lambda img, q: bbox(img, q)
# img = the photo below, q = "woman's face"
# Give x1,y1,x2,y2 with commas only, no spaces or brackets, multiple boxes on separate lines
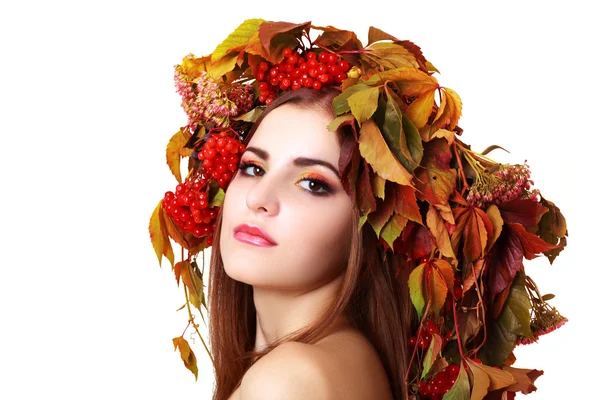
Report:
220,103,354,291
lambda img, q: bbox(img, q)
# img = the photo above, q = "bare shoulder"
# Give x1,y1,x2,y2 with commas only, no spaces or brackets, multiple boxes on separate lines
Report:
239,341,334,400
239,330,393,400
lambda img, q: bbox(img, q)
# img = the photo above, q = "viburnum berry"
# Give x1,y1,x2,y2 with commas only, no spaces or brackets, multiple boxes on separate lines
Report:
254,47,350,103
417,363,461,399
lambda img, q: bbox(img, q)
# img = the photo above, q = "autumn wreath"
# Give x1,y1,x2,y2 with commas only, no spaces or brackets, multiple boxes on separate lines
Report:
149,19,568,399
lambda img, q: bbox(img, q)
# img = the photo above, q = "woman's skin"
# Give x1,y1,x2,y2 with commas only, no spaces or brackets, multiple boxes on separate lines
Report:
220,103,354,353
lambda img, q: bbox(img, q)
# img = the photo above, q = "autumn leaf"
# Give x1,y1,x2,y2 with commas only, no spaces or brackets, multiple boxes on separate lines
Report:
149,200,174,267
166,128,192,183
422,333,443,378
502,366,543,394
508,222,560,259
405,89,436,129
408,262,426,318
485,204,504,251
347,86,380,125
498,198,548,229
181,260,205,311
426,205,456,259
443,363,470,400
463,259,484,294
381,213,408,249
363,67,438,97
313,25,362,51
537,195,568,264
358,119,413,186
481,273,532,366
211,18,265,62
370,169,386,199
357,159,377,215
173,336,198,380
394,221,434,260
333,84,372,115
258,21,310,63
363,42,420,70
393,184,422,224
451,206,494,264
367,190,395,237
414,165,456,206
431,87,462,132
457,309,483,346
467,359,515,400
327,113,356,132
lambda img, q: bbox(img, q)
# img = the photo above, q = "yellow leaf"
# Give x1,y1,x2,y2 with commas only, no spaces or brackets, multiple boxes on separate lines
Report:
149,201,168,266
431,87,462,131
347,86,380,125
467,359,515,399
432,259,455,291
370,171,386,199
364,67,438,97
181,260,205,310
427,206,456,259
485,204,504,251
358,119,413,186
408,262,427,318
207,52,238,81
172,337,198,380
211,18,265,62
429,266,449,317
166,128,191,183
434,203,455,225
467,360,491,400
405,89,436,129
430,129,456,145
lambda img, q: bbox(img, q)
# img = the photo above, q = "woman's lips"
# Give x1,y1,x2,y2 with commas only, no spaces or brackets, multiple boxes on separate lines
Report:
233,231,277,247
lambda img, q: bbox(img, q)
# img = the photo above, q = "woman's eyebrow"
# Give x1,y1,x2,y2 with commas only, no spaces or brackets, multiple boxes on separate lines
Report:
244,146,340,176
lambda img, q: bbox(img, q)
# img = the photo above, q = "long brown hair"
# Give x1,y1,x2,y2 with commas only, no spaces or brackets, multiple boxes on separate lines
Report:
207,87,416,400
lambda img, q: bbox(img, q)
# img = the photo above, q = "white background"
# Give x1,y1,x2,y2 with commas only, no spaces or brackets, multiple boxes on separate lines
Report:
0,0,596,398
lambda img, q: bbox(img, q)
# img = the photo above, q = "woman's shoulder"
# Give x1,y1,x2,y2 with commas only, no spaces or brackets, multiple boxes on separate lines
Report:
239,328,393,400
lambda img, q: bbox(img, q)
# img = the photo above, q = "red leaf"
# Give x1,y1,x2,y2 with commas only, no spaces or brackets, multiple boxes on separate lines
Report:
393,184,422,224
508,222,561,259
487,226,524,299
357,159,377,215
394,221,434,260
258,21,310,61
498,198,548,228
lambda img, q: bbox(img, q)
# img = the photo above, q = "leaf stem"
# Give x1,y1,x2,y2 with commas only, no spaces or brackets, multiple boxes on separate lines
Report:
468,264,487,357
405,298,432,388
453,295,466,361
184,283,215,368
453,142,470,196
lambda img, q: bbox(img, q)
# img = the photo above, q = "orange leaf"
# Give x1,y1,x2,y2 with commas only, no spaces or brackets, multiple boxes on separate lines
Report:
431,87,462,131
393,184,421,224
149,200,174,267
358,119,413,186
502,366,543,395
463,259,485,294
485,204,504,252
172,337,198,380
405,89,436,129
426,206,455,259
364,67,438,97
367,189,396,237
166,128,192,183
414,164,457,206
427,264,449,317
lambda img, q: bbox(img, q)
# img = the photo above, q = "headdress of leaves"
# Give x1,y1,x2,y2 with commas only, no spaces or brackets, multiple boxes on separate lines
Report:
148,19,569,398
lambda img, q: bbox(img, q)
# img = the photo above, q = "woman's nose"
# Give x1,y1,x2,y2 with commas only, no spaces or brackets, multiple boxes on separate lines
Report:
245,173,280,216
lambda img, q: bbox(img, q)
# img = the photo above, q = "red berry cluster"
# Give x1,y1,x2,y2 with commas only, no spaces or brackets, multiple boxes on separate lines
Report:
162,180,218,244
196,130,246,189
255,47,351,104
408,319,452,350
417,363,461,400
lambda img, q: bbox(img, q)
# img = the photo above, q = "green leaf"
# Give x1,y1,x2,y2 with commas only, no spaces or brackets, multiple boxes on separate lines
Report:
327,113,355,131
209,188,225,208
347,86,380,125
211,18,265,62
422,333,443,378
401,113,424,168
381,213,408,249
333,84,371,115
408,263,426,319
443,363,470,400
233,106,264,122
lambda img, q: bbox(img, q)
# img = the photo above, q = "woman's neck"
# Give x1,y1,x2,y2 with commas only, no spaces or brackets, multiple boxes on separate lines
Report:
252,271,349,352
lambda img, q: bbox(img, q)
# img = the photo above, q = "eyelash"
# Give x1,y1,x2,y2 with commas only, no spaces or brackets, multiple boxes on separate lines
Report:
237,160,333,197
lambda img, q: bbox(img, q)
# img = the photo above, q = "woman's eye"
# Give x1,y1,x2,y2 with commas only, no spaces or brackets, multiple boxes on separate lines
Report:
238,162,264,177
297,179,330,195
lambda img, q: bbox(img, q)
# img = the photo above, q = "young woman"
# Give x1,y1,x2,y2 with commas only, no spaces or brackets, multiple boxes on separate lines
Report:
207,86,416,400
